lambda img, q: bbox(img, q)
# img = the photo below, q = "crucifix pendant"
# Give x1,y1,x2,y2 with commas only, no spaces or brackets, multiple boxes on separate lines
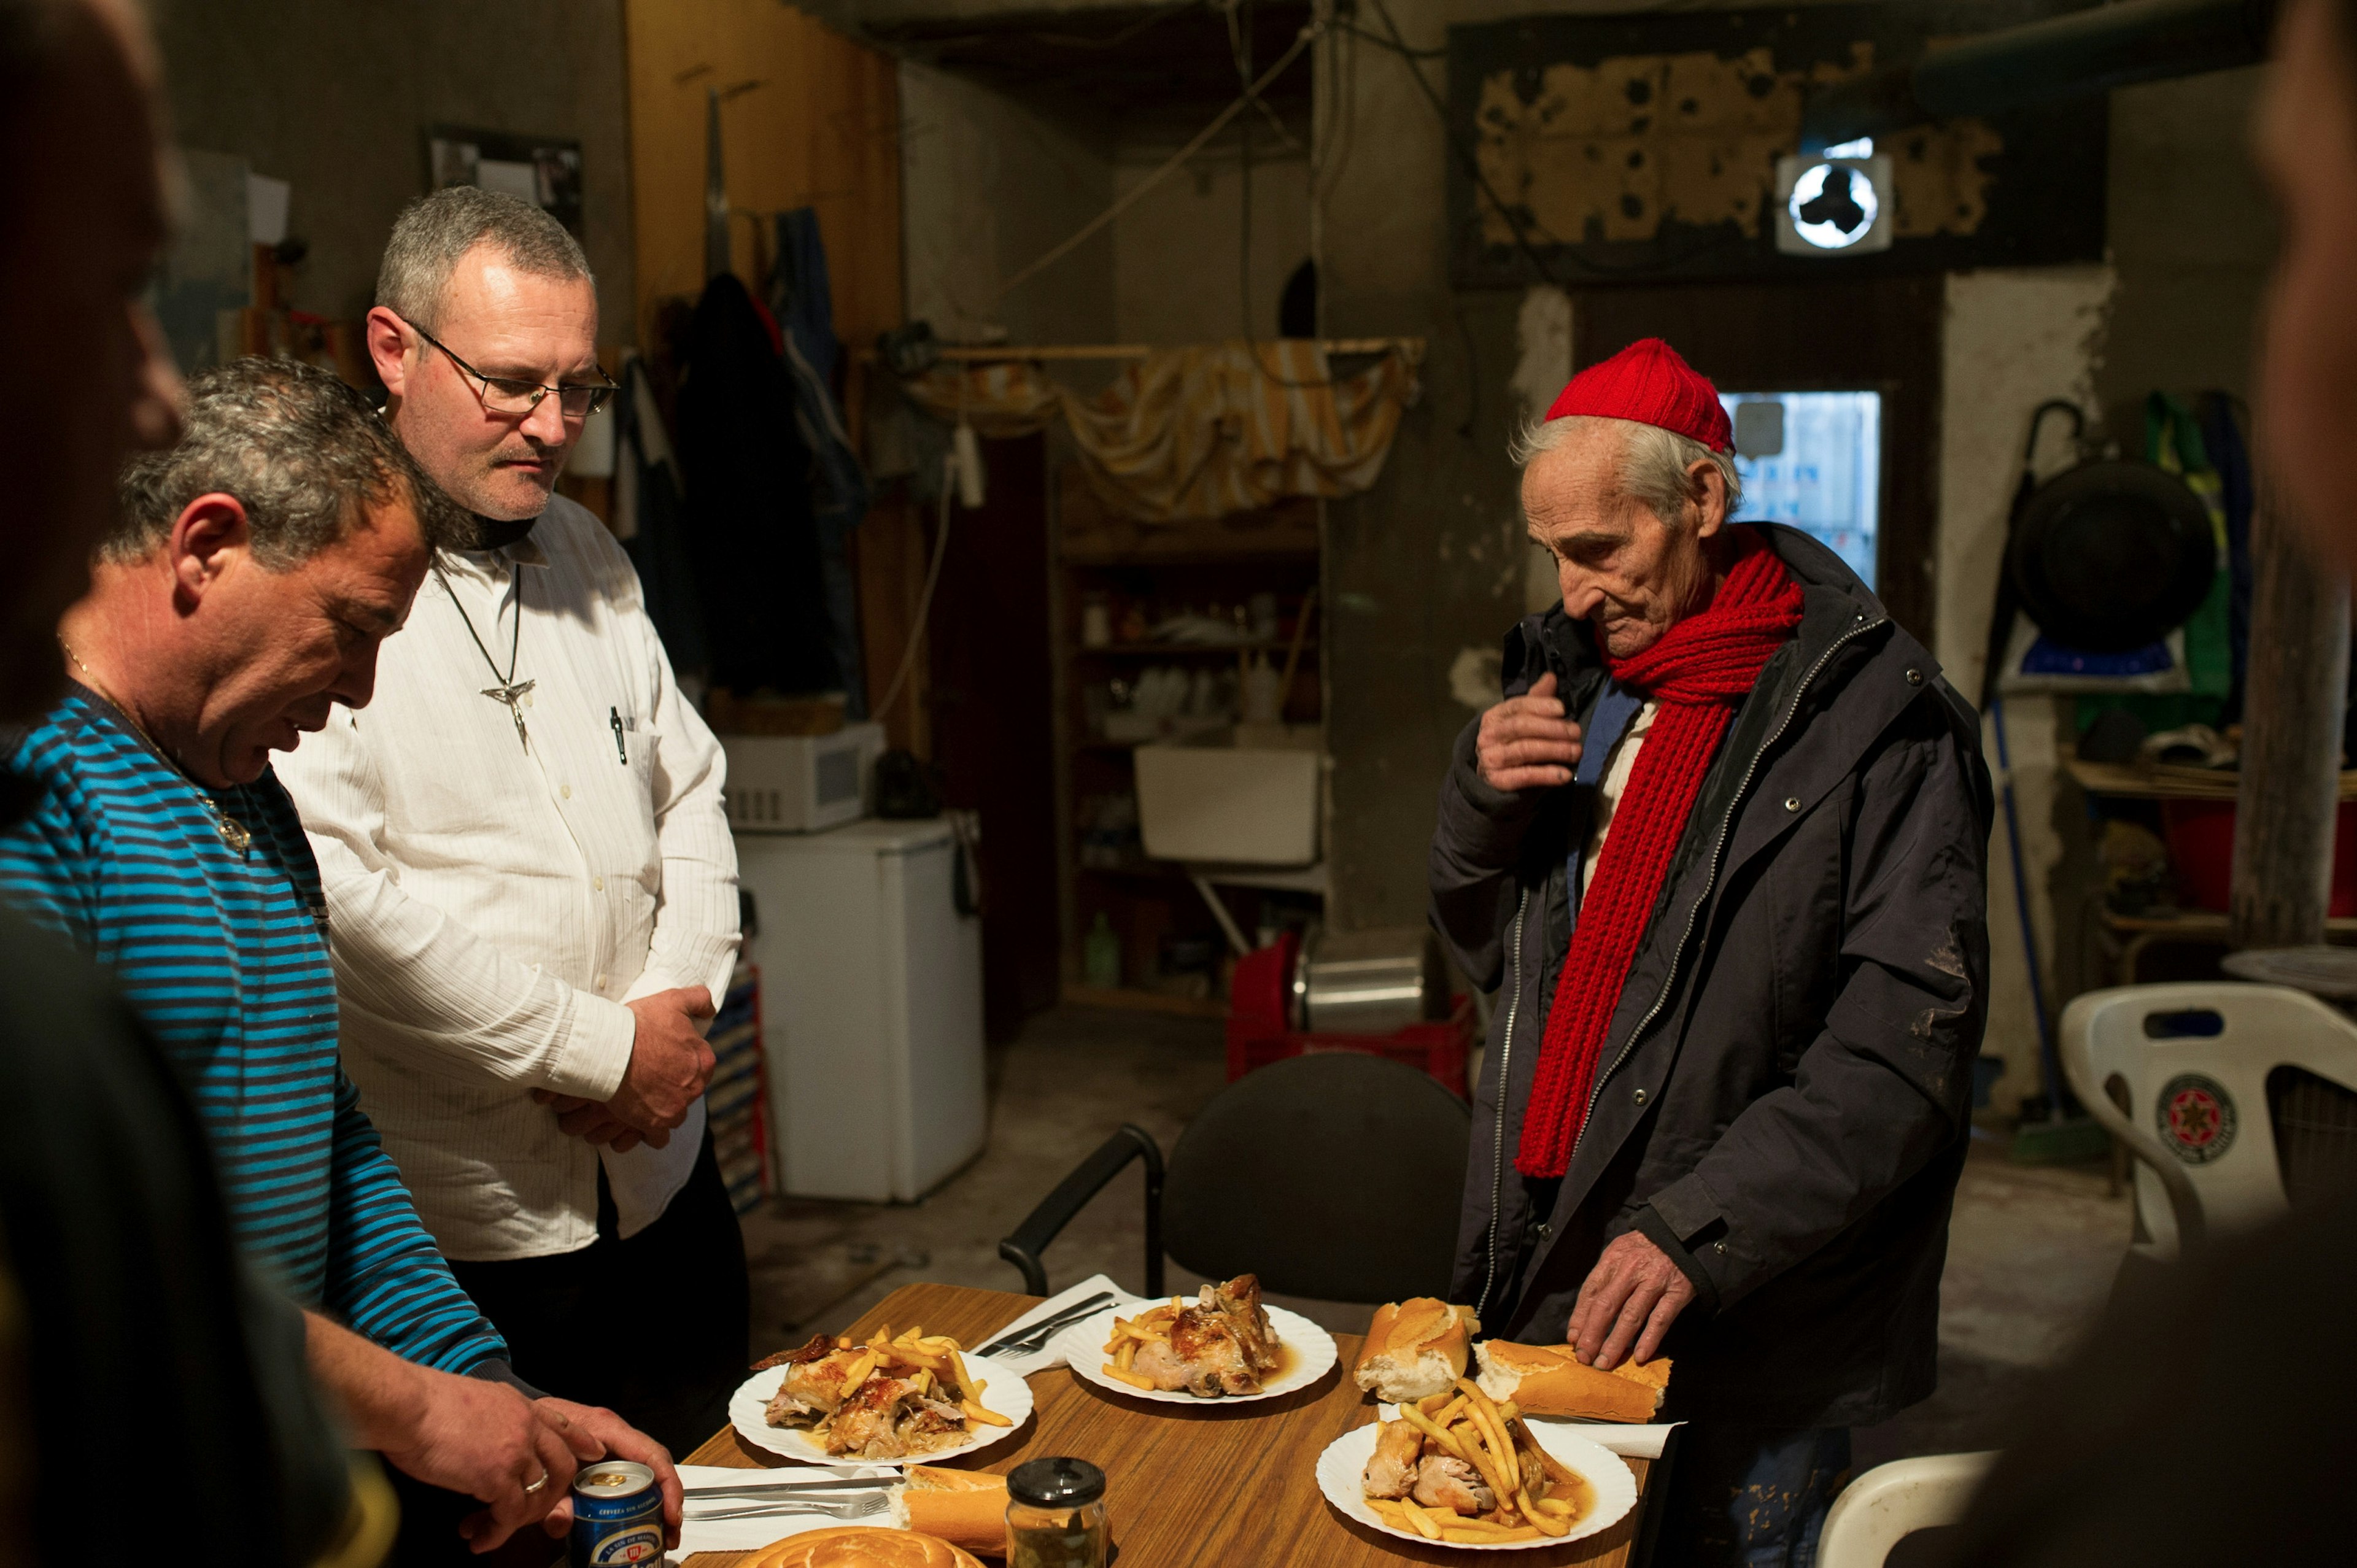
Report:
483,678,536,750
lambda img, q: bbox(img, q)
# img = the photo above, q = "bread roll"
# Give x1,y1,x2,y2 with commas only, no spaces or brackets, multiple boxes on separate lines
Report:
748,1525,983,1568
1352,1299,1479,1402
1471,1340,1670,1423
893,1466,1007,1557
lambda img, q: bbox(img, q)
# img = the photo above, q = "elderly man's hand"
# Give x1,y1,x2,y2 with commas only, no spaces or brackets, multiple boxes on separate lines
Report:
531,1398,684,1550
1568,1230,1696,1371
1476,671,1584,792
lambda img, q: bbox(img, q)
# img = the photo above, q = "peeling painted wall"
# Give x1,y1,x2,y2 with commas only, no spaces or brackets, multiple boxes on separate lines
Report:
1937,267,2115,1110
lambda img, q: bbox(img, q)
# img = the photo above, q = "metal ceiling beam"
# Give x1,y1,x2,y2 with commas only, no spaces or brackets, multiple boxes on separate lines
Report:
1800,0,2280,152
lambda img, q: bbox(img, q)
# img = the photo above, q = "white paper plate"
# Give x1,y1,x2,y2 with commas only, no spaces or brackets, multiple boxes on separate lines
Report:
727,1352,1032,1467
1315,1415,1638,1551
1051,1302,1337,1405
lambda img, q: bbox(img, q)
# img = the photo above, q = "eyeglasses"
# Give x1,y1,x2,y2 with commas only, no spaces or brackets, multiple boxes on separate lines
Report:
404,319,616,419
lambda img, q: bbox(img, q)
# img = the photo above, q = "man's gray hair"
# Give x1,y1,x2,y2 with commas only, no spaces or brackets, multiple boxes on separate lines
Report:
111,357,471,566
1510,413,1744,522
376,185,592,331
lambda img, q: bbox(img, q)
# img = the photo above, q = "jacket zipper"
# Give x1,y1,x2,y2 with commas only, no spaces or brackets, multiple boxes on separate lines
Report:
1560,615,1890,1172
1476,887,1531,1318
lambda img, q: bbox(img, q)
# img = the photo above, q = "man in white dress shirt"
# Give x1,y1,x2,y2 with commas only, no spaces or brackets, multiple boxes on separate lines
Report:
277,187,748,1458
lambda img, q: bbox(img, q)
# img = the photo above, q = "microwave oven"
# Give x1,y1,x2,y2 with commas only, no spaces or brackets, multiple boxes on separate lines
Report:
722,722,886,834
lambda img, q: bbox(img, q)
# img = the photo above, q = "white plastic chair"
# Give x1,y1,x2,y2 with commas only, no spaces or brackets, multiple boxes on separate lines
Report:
2060,982,2357,1261
1817,1453,1996,1568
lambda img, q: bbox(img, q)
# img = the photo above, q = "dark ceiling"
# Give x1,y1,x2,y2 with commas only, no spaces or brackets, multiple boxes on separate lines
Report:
864,1,1315,147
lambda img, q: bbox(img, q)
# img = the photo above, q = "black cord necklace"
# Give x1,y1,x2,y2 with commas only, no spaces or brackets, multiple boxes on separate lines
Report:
434,562,533,751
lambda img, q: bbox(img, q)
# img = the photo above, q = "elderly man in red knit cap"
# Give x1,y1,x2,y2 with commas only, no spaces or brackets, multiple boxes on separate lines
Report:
1430,337,1992,1566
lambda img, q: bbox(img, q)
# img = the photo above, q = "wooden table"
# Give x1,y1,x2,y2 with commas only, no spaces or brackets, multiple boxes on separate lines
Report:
683,1283,1657,1567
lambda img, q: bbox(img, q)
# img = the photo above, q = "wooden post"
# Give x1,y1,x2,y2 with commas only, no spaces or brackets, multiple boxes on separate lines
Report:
2232,476,2351,949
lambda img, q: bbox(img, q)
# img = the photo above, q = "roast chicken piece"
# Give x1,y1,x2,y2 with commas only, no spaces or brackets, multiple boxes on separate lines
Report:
1361,1417,1425,1500
765,1334,867,1424
826,1373,921,1457
1412,1454,1498,1516
1131,1273,1285,1397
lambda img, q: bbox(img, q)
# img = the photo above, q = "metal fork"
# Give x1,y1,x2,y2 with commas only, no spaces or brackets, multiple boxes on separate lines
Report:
685,1494,891,1524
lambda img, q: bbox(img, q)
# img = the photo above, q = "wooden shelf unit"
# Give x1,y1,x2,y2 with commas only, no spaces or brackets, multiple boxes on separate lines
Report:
1052,465,1324,1007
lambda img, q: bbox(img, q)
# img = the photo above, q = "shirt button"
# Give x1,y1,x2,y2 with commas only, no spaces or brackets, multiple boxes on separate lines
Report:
1784,796,1801,811
560,784,572,800
595,973,608,990
524,692,535,708
593,876,605,892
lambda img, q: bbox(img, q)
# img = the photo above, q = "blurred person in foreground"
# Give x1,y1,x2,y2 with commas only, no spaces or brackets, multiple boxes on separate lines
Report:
1934,1,2357,1563
0,2,358,1566
277,187,746,1458
0,1,356,1563
0,358,680,1562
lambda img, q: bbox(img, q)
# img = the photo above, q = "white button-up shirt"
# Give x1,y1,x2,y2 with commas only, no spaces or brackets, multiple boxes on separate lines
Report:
279,495,740,1261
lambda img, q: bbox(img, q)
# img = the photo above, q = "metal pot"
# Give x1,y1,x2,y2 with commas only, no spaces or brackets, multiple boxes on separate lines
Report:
1292,925,1448,1033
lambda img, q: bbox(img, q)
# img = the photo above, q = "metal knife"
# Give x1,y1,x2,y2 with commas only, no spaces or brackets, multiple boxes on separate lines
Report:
974,1290,1117,1356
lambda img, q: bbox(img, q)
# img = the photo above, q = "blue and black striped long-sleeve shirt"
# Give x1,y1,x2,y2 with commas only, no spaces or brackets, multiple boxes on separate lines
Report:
0,687,507,1373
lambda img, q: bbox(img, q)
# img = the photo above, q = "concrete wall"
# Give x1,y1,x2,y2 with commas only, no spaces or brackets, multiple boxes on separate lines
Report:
151,0,636,339
900,60,1117,347
2096,67,2276,428
1112,153,1312,346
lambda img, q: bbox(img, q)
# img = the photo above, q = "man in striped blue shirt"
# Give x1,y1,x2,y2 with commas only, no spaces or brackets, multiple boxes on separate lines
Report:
0,357,679,1558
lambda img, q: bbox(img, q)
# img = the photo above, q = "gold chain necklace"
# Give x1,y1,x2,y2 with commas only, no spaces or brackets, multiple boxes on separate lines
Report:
58,638,254,855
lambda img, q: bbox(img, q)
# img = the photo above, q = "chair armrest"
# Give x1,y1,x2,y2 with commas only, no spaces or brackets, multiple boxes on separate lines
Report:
1817,1452,1997,1568
997,1123,1165,1297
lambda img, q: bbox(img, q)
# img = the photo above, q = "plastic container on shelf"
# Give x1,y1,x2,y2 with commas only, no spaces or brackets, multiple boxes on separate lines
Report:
1133,725,1323,866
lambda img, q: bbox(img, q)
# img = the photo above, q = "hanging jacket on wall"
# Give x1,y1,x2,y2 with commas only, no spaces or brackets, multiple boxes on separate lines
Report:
612,352,710,680
673,271,839,697
767,209,871,716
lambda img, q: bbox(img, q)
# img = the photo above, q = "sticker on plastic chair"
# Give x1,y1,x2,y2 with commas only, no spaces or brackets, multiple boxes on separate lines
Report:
2156,1073,2237,1164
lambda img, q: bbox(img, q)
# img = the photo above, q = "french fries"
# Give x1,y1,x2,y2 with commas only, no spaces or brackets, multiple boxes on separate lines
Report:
1360,1380,1594,1542
775,1323,1001,1454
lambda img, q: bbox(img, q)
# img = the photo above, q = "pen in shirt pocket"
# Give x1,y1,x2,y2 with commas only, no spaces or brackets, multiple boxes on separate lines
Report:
610,706,627,765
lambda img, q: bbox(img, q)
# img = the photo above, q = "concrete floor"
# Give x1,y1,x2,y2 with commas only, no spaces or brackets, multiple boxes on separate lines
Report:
738,1004,2132,1469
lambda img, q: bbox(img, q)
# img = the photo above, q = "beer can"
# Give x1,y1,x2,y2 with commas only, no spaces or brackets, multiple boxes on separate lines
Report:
571,1460,663,1567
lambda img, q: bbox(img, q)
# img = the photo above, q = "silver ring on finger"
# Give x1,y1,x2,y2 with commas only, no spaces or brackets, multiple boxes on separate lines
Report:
522,1469,550,1496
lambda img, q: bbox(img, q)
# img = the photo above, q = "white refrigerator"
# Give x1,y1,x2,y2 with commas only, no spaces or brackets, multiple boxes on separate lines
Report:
735,819,988,1202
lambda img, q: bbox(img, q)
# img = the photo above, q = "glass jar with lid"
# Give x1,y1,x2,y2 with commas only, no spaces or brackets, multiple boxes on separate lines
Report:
1005,1456,1108,1568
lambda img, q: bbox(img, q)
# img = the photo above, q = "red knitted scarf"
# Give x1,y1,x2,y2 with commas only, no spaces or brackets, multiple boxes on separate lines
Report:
1514,536,1805,1178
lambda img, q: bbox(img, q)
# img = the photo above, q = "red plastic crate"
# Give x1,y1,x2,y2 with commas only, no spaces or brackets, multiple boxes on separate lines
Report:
1225,995,1476,1097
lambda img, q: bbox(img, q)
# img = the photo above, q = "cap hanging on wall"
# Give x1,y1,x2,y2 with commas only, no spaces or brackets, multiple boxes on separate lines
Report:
1544,337,1733,454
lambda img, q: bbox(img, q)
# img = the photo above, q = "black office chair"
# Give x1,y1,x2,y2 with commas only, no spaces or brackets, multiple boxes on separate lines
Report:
997,1052,1473,1304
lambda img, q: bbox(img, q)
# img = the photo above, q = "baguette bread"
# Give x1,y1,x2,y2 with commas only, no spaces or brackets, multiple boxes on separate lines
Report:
891,1467,1007,1558
1352,1299,1479,1402
1471,1340,1670,1423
